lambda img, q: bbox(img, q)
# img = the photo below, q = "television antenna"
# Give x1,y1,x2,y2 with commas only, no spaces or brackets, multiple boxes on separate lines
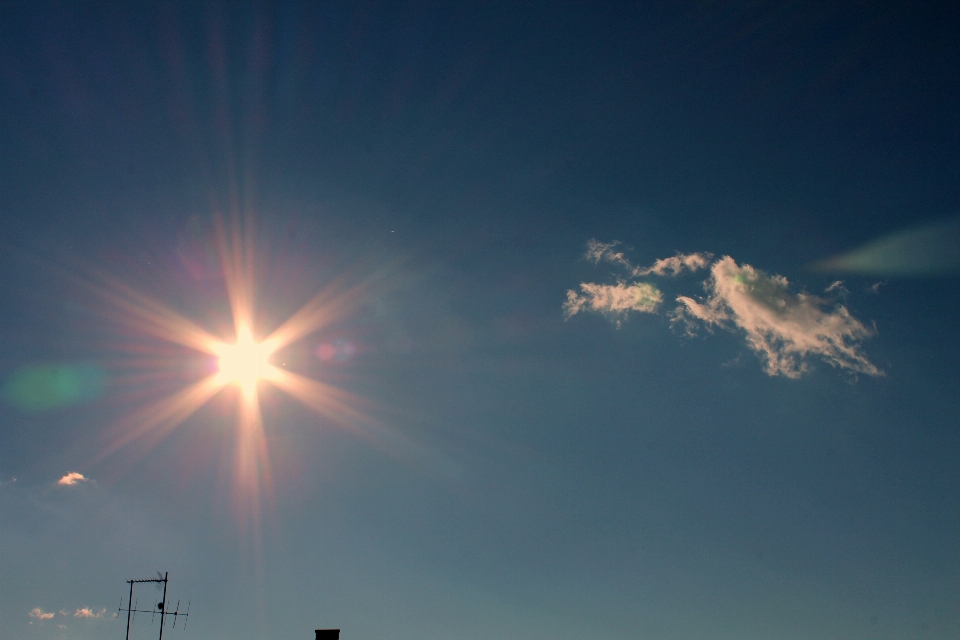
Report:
117,572,190,640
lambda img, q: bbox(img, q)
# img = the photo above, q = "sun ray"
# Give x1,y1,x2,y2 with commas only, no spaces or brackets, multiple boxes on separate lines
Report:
231,386,273,527
214,212,258,340
98,374,226,462
267,366,436,466
80,269,224,354
260,274,374,354
266,367,374,436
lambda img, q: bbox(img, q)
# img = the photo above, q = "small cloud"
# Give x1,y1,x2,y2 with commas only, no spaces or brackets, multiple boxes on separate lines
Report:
74,608,105,618
869,281,885,294
722,352,745,369
57,472,87,486
825,280,848,295
585,239,631,268
673,256,881,378
635,252,713,276
29,607,55,620
585,240,710,276
564,282,662,325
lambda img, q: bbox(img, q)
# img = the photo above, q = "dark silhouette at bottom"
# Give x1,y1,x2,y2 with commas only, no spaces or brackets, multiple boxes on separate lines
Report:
316,629,340,640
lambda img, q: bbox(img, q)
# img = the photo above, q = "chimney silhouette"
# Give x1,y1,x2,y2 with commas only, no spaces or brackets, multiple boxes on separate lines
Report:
316,630,340,640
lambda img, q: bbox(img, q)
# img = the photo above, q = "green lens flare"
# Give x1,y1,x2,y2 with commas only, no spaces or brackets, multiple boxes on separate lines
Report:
2,363,106,411
814,216,960,276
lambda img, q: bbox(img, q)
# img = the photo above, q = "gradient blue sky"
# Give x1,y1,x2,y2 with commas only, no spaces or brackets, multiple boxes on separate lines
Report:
2,2,959,639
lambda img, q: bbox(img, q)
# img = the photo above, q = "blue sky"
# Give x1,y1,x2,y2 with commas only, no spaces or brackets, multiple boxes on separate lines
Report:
1,2,959,639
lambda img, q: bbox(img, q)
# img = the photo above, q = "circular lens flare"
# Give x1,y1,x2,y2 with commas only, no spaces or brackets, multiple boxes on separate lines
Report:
215,328,271,396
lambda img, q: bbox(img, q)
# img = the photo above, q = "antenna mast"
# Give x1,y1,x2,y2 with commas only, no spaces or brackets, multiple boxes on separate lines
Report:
117,572,190,640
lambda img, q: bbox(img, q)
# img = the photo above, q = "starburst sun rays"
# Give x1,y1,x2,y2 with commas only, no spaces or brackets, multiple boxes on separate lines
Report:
80,215,379,522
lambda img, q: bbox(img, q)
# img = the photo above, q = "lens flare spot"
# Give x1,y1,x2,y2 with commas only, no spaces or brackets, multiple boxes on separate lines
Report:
813,215,960,276
2,363,106,411
316,339,356,363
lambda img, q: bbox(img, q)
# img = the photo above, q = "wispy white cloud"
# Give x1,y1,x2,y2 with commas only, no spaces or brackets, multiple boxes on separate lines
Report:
568,241,880,378
563,282,662,325
825,280,847,295
585,240,631,268
57,472,87,486
29,608,54,620
637,253,713,276
74,608,106,618
585,239,711,276
673,257,881,378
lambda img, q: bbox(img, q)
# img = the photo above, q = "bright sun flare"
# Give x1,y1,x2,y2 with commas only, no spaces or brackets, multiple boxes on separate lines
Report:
87,214,379,526
215,328,273,395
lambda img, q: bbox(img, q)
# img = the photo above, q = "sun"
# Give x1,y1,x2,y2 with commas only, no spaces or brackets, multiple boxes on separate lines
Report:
81,213,388,528
214,327,273,397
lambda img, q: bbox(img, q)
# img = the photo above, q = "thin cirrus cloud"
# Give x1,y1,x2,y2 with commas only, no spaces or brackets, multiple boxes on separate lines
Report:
567,240,881,378
57,472,87,486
